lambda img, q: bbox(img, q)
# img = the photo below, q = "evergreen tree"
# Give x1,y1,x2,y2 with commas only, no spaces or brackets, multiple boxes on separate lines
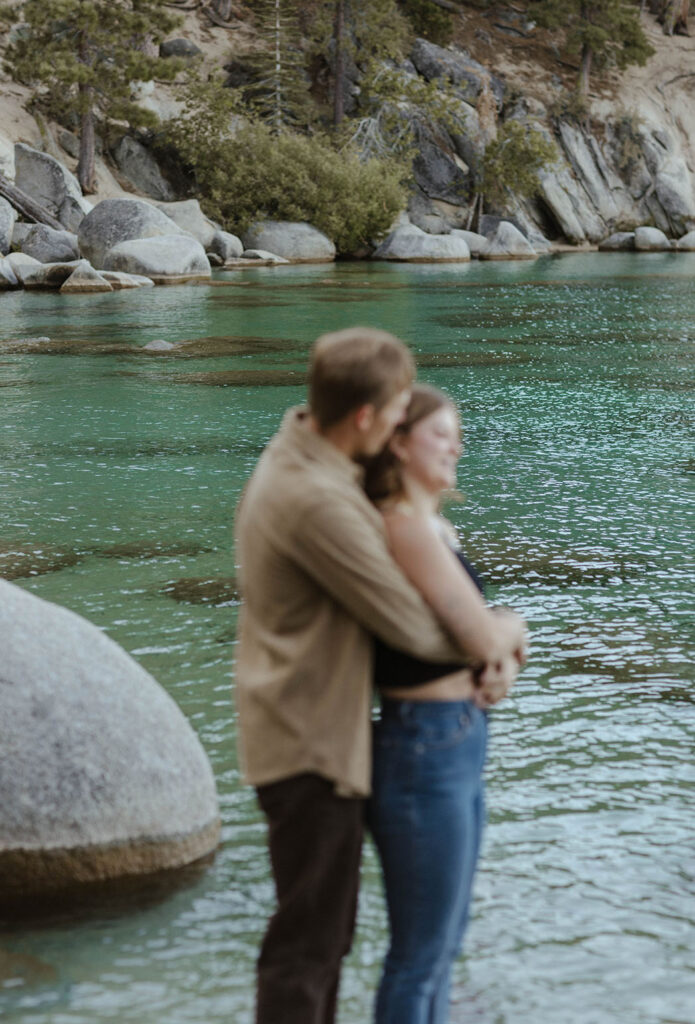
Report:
530,0,654,97
246,0,311,130
305,0,410,126
3,0,183,193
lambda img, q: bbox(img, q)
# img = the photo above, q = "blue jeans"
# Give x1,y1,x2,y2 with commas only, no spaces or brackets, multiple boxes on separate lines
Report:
367,699,488,1024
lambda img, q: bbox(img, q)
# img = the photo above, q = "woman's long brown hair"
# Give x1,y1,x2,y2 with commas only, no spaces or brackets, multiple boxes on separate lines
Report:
363,383,456,504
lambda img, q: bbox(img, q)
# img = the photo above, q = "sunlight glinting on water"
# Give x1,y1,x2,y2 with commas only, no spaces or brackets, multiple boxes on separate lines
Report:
1,254,693,1024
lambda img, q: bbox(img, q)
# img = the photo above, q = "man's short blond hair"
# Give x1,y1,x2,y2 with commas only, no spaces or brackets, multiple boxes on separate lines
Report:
309,327,415,430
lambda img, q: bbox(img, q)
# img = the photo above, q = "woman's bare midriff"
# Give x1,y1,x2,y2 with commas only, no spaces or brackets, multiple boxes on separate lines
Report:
380,667,478,702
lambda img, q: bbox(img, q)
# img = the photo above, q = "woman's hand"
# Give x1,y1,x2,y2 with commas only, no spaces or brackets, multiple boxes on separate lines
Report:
473,654,520,709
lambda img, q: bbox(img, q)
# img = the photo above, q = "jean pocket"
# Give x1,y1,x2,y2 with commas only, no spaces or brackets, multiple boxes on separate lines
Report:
418,706,474,752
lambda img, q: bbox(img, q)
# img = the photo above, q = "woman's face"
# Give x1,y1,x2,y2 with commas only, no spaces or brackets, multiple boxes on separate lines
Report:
395,404,462,493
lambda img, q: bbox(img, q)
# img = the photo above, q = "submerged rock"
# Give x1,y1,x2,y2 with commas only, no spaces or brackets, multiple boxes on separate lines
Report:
0,579,220,902
373,223,470,262
143,339,176,351
242,221,336,262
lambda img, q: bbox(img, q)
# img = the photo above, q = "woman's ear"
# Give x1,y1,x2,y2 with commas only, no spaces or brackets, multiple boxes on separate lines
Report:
389,431,409,462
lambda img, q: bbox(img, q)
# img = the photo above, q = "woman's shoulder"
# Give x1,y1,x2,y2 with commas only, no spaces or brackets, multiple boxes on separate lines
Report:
382,506,454,551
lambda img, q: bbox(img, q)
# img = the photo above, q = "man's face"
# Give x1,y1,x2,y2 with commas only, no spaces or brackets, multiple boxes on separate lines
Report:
357,388,411,456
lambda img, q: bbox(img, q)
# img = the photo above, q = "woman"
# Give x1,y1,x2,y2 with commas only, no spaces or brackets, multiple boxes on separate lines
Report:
365,384,526,1024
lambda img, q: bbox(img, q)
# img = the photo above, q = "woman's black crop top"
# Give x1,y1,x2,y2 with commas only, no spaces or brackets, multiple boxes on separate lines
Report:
373,550,485,690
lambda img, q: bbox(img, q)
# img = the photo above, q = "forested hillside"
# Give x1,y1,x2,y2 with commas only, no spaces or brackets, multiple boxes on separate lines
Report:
1,1,694,252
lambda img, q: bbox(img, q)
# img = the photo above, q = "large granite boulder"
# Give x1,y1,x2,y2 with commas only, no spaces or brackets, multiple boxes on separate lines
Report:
0,579,220,901
449,228,488,256
103,234,211,283
599,231,635,252
160,37,202,59
112,136,175,201
20,224,80,263
11,222,34,250
78,198,185,269
14,143,92,232
634,226,671,251
13,259,84,289
480,221,537,260
0,197,16,255
152,199,216,248
0,256,19,289
676,230,695,251
413,122,470,205
410,38,505,105
373,223,471,261
242,220,336,262
208,229,243,262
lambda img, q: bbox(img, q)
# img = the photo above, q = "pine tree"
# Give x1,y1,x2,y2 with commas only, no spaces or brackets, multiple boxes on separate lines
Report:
246,0,311,130
530,0,654,97
305,0,410,127
3,0,183,193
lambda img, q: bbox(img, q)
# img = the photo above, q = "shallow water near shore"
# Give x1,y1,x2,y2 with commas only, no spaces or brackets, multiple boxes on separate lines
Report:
1,253,693,1024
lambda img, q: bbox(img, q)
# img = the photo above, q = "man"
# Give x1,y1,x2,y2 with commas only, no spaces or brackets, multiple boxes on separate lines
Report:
235,327,518,1024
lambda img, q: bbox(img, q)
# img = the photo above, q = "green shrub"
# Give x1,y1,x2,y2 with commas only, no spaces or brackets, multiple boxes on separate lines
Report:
399,0,454,45
167,105,407,253
481,120,558,208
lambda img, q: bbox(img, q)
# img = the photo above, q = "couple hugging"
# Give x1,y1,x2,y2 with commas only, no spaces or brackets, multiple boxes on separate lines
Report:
235,327,527,1024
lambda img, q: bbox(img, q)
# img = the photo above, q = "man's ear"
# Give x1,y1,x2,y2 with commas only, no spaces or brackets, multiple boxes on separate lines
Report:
354,403,376,433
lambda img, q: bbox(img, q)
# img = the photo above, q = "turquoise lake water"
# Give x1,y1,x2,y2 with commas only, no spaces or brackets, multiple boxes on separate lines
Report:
0,254,693,1023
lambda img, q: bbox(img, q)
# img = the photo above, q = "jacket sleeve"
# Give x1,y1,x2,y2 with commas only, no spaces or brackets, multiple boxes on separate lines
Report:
288,492,469,664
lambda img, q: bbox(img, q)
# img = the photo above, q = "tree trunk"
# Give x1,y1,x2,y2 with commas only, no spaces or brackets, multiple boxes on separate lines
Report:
578,42,592,98
333,0,345,128
0,171,64,230
273,0,282,132
77,94,97,194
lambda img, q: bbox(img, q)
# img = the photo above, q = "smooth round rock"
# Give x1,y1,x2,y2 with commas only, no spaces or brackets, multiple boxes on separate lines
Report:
599,231,635,252
242,221,336,262
480,220,537,260
373,223,471,262
0,579,220,902
102,234,211,283
676,230,695,251
77,198,185,270
634,226,671,251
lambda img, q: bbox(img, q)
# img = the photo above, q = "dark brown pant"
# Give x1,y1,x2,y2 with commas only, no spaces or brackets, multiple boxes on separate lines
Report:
255,773,364,1024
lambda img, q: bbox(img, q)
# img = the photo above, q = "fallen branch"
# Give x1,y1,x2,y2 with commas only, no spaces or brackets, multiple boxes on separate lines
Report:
0,171,64,230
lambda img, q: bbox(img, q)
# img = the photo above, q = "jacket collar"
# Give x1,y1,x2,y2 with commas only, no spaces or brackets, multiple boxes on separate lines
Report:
278,406,365,485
